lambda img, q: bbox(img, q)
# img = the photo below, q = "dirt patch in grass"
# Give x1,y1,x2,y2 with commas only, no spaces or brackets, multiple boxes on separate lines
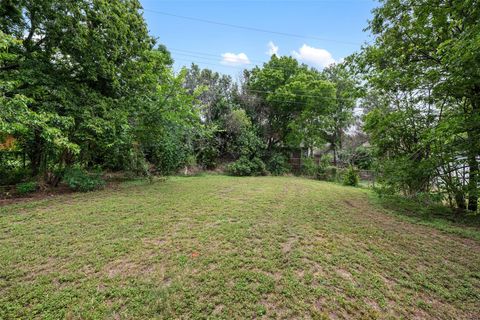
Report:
281,237,296,254
336,268,354,281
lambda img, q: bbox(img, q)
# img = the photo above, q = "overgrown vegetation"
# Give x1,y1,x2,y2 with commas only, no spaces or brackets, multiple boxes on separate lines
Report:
343,166,359,187
0,1,200,190
62,167,105,192
353,0,480,213
0,1,362,194
226,157,267,177
1,2,478,214
266,153,291,176
15,181,37,195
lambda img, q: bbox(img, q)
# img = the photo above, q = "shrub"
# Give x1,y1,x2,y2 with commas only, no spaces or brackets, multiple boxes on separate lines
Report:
353,146,374,170
301,157,318,177
235,130,265,158
185,155,197,168
314,155,331,180
63,167,105,192
376,157,435,197
227,157,267,176
318,166,339,181
16,182,37,195
0,165,31,185
147,134,192,175
319,154,333,168
267,153,291,175
197,143,219,170
343,166,359,186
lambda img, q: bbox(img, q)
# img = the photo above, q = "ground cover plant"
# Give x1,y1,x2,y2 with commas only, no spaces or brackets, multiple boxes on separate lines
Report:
1,176,478,319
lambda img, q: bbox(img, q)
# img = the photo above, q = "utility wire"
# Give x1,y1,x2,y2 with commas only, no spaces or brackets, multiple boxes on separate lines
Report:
172,55,337,74
170,49,268,65
173,58,358,102
172,49,335,71
143,8,363,46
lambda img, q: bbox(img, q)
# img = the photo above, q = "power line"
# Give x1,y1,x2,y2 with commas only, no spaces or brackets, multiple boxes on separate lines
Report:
173,58,357,102
172,54,337,74
173,57,306,74
171,48,327,69
143,8,363,46
170,48,268,65
173,57,250,70
247,89,356,102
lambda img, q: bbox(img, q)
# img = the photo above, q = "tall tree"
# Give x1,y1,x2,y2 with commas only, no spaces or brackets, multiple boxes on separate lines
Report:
0,0,156,177
322,63,358,165
184,63,237,124
245,55,338,152
358,0,480,211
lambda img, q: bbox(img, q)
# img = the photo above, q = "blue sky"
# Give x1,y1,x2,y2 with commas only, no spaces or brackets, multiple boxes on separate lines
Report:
140,0,377,77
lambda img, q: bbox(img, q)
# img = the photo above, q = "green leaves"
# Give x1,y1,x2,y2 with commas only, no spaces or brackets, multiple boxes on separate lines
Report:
357,0,480,210
246,56,347,151
0,1,202,178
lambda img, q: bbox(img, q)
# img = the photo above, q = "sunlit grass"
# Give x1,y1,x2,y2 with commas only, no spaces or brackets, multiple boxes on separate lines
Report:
1,176,479,319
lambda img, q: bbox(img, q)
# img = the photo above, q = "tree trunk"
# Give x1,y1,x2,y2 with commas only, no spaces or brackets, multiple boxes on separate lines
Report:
467,153,478,212
455,190,466,211
333,146,337,166
467,94,479,212
29,131,43,177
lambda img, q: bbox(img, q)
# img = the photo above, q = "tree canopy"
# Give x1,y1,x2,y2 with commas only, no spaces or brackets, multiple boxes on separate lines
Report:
355,0,480,211
1,0,477,214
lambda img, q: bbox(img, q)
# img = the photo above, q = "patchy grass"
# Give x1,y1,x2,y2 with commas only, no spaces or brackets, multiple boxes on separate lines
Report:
371,193,480,241
0,175,479,319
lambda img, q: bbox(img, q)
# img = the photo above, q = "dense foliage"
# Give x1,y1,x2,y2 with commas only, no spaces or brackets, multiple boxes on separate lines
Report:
355,0,480,213
3,0,474,216
0,0,201,186
0,0,360,190
343,166,359,187
226,156,267,177
183,57,357,177
62,167,105,192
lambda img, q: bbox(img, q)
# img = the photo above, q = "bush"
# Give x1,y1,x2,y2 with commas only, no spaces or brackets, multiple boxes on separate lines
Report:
197,144,219,169
0,164,31,185
376,157,435,197
226,157,267,176
317,166,339,181
319,154,333,168
353,146,374,170
267,153,291,175
63,167,105,192
146,133,193,175
301,157,318,177
16,181,37,195
343,166,359,187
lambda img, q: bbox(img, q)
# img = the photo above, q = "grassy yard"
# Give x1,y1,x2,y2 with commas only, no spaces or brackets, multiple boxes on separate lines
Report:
0,176,479,319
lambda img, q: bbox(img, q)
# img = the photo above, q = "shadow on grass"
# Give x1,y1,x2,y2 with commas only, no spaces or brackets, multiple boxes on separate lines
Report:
371,194,480,241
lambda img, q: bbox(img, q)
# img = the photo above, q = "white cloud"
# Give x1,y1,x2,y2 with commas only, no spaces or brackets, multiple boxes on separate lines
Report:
292,44,336,68
220,52,251,66
266,41,279,56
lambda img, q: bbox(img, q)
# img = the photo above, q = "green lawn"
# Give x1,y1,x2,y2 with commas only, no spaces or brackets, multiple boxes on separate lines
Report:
1,176,479,319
